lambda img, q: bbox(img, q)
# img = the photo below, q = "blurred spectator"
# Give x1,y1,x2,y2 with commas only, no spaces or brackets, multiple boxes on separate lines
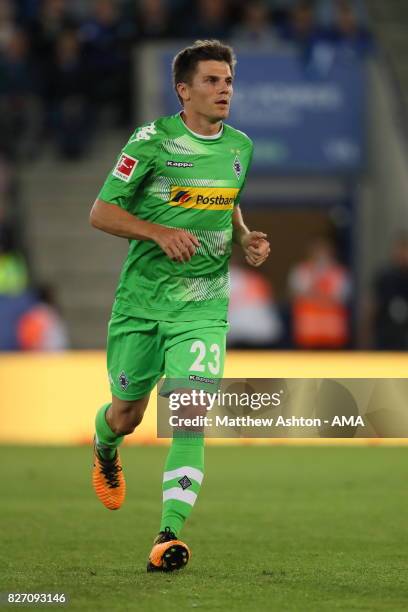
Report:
80,0,134,126
328,0,374,59
17,284,69,350
371,234,408,350
0,156,13,215
0,223,28,296
0,290,36,350
231,1,278,49
15,0,41,24
0,0,15,51
288,235,351,349
269,0,294,30
0,156,21,239
277,0,338,72
0,27,42,158
0,150,68,350
181,0,231,40
29,0,77,63
136,0,171,39
279,0,319,48
0,143,25,294
45,29,91,158
228,255,283,348
0,282,68,351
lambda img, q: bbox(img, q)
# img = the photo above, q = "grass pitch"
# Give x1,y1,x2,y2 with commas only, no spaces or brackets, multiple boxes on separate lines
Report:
1,445,408,611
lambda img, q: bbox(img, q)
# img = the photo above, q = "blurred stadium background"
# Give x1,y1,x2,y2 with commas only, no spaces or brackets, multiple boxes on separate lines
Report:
1,0,408,444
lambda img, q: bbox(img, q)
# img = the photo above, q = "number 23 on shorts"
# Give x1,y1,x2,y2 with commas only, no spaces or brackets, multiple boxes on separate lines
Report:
166,330,226,380
189,340,222,376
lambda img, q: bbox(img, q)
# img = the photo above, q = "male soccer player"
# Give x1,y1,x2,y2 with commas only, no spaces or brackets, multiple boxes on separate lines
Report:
90,39,270,572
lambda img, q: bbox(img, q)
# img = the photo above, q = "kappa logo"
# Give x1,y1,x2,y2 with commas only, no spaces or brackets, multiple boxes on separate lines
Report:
113,153,139,182
189,374,215,384
178,475,192,490
166,160,194,168
118,370,130,391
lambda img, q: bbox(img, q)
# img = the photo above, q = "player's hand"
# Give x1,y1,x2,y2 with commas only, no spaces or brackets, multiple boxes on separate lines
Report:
153,226,200,263
241,231,270,267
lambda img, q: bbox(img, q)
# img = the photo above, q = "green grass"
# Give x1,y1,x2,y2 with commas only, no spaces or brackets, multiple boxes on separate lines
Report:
1,446,408,611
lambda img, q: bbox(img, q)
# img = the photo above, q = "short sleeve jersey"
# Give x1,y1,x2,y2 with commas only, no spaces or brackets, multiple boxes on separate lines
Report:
99,112,254,322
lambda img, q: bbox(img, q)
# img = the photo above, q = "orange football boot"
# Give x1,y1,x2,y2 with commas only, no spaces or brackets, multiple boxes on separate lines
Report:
92,442,126,510
147,527,190,572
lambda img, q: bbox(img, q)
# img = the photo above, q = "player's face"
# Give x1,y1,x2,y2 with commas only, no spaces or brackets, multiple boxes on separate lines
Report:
184,60,233,122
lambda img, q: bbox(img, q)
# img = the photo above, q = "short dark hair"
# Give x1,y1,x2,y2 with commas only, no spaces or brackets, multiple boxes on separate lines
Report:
172,39,236,105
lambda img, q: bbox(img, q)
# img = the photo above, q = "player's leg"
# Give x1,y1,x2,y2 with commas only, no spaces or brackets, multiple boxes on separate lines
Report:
93,395,150,511
146,429,204,572
93,314,164,510
147,320,227,572
95,394,150,459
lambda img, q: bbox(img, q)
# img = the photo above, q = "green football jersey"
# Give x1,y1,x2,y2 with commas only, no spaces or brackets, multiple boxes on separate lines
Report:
99,112,254,321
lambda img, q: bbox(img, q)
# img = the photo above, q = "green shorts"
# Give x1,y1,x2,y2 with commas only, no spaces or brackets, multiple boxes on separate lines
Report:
107,312,228,400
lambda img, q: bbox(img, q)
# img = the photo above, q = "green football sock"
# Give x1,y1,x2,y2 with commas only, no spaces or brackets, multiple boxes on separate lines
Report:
95,403,124,460
160,433,205,536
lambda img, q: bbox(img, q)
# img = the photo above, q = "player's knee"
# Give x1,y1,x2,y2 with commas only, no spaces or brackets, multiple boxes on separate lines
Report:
110,402,146,435
123,412,144,434
110,420,131,436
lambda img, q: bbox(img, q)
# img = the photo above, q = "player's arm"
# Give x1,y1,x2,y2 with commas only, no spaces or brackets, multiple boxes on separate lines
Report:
232,205,270,267
90,124,199,263
90,199,199,263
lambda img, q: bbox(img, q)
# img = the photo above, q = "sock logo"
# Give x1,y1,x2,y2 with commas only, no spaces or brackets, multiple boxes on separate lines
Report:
119,370,129,391
178,475,192,490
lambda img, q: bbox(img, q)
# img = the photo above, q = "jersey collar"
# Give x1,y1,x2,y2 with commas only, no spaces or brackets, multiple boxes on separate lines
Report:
177,111,224,141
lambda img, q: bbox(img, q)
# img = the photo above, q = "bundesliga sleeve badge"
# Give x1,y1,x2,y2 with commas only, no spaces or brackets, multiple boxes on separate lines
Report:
113,153,139,182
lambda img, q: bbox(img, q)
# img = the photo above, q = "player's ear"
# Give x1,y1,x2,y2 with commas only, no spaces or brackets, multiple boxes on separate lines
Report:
177,82,190,104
